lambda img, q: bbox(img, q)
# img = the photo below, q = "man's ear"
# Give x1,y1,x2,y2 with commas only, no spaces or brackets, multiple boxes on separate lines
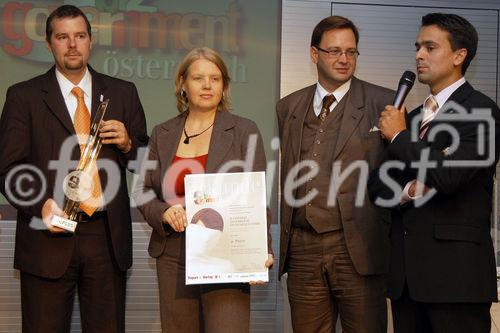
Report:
310,46,319,65
453,48,467,68
46,39,52,54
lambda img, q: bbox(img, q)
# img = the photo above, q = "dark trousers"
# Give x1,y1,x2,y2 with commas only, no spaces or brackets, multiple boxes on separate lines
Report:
286,227,387,333
156,232,250,333
21,217,126,333
392,284,492,333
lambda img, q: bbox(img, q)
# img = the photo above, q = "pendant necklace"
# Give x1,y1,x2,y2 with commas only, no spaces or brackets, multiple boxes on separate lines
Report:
183,122,214,144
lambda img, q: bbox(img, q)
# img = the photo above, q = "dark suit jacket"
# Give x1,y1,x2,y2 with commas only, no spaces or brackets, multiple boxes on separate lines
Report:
0,66,148,278
135,111,272,258
277,77,394,277
368,82,499,302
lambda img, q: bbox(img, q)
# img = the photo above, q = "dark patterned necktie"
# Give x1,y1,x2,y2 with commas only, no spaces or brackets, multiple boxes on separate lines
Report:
319,94,336,122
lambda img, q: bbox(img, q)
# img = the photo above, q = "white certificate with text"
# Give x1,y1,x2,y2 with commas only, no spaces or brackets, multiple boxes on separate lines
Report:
184,172,268,284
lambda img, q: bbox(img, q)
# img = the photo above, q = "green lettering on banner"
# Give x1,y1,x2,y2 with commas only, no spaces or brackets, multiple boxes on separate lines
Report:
95,0,120,12
126,0,156,12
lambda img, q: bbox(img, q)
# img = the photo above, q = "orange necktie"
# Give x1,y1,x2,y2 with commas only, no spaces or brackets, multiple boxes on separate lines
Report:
71,87,102,215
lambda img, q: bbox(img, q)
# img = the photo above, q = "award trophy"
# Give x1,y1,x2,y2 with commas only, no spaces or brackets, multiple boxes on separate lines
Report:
51,99,109,232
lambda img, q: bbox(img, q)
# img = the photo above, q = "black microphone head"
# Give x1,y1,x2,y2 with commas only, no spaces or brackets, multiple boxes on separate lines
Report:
399,71,416,88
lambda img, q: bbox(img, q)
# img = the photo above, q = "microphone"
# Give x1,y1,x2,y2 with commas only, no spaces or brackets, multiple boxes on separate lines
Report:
393,71,416,109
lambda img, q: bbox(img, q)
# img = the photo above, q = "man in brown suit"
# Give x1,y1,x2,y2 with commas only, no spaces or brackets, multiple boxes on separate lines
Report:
277,16,393,332
0,5,148,332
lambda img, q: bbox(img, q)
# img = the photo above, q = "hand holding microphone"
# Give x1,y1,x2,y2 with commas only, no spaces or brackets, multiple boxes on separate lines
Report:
379,106,405,141
379,71,415,141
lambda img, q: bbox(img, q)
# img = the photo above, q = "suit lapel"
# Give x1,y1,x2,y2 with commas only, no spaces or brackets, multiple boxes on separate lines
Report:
158,113,185,174
407,106,423,137
42,67,76,135
446,81,473,105
288,85,315,163
89,67,109,119
333,78,365,159
206,111,235,173
422,81,473,141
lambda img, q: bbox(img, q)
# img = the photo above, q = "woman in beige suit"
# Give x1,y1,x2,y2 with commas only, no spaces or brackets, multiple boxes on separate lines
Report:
135,47,273,332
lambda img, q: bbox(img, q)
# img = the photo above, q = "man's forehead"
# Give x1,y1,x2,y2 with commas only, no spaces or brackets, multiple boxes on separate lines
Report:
417,25,448,42
322,28,355,39
51,16,87,31
320,29,356,46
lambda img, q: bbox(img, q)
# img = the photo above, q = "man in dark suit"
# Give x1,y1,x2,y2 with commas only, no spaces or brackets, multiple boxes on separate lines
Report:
0,5,148,332
277,16,393,332
371,13,499,332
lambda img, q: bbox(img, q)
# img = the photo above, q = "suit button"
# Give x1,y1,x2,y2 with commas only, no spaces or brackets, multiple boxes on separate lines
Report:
404,229,408,237
285,229,289,235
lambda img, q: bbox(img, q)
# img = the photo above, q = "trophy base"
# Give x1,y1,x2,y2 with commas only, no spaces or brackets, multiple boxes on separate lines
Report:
51,215,78,233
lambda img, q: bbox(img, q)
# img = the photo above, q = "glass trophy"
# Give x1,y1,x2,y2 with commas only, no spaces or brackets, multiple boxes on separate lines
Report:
51,99,109,232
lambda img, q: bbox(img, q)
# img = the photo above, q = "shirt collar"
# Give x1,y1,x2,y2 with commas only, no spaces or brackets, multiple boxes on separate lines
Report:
314,79,351,114
427,77,466,111
55,67,92,100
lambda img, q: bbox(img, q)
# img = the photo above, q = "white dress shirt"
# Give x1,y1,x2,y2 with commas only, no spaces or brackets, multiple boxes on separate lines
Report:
313,80,351,117
55,67,92,123
421,77,466,125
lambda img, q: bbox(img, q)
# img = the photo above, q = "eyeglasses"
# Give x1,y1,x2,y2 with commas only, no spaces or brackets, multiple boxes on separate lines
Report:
315,46,360,59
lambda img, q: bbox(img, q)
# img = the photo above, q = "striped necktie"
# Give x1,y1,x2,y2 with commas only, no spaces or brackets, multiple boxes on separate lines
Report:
419,95,438,139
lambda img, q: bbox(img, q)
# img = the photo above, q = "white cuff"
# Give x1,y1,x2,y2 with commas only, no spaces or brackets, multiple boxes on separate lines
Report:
399,180,423,205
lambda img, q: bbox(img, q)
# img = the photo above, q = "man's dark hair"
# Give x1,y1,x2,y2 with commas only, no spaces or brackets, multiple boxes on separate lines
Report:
46,5,92,43
421,13,478,75
311,16,359,47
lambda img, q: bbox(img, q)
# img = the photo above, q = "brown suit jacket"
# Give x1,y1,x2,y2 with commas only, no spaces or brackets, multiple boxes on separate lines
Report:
277,77,393,277
0,66,148,278
135,111,272,258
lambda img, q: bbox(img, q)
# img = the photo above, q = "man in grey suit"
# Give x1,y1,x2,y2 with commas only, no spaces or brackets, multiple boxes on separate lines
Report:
277,16,393,332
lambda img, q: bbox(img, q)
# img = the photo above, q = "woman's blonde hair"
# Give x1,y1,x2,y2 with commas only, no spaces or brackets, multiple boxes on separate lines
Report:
174,47,231,113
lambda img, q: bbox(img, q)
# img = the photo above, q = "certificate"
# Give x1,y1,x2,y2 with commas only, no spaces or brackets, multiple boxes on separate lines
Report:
184,171,268,284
